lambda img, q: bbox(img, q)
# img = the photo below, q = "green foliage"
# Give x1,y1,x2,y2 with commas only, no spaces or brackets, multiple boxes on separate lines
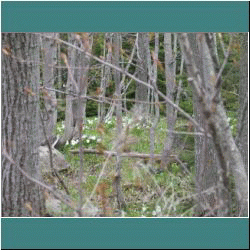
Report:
179,100,193,115
86,100,98,117
92,33,105,57
53,115,197,216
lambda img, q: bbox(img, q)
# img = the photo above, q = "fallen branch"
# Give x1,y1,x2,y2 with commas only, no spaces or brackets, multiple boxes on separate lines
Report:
70,148,176,161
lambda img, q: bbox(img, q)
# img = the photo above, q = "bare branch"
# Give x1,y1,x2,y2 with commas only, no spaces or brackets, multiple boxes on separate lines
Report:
70,148,177,161
214,34,233,90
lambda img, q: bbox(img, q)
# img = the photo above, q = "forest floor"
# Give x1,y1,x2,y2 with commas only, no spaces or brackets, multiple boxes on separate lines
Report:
45,111,238,217
43,115,199,217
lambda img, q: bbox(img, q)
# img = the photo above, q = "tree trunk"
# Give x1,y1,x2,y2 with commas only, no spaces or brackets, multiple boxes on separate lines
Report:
161,33,176,169
41,33,58,145
1,33,46,217
179,33,248,217
113,33,126,209
60,33,77,145
237,33,248,176
135,33,149,115
56,33,92,148
187,33,222,216
150,32,160,166
75,32,91,130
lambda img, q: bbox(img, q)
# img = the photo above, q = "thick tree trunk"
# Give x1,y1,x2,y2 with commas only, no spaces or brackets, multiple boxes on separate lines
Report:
187,33,223,216
1,33,45,217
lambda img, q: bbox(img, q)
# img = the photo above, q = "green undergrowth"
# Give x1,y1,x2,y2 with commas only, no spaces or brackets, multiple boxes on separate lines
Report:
52,115,207,217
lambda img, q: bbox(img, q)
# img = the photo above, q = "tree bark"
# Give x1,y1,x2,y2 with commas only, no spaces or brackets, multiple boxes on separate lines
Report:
187,33,223,216
135,33,149,115
2,33,46,216
113,33,126,209
179,33,248,217
59,33,77,146
150,33,160,166
41,33,58,145
161,33,176,169
237,33,248,176
56,33,91,148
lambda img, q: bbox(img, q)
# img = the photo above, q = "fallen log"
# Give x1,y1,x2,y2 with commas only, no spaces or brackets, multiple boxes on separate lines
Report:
70,148,175,161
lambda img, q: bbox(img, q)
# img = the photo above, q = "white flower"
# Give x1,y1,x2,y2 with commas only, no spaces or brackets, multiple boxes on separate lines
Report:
121,210,126,217
97,138,102,143
86,139,90,143
89,136,96,140
71,139,78,145
82,134,87,139
156,205,161,213
142,206,147,212
152,211,157,216
65,141,69,145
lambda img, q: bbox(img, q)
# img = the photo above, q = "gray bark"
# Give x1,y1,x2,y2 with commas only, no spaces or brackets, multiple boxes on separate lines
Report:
75,33,91,130
99,33,112,122
113,33,126,209
161,33,176,169
150,33,160,166
179,33,248,217
1,33,46,216
135,33,149,114
236,34,248,176
61,33,77,145
56,33,91,148
187,33,222,216
41,33,58,145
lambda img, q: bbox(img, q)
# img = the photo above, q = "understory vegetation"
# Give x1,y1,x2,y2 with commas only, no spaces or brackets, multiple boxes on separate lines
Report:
46,112,237,217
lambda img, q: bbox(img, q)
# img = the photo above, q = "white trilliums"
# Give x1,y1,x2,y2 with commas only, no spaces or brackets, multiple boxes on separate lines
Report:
71,139,78,146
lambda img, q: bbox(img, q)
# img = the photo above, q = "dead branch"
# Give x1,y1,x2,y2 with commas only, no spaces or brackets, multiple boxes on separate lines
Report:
70,148,177,161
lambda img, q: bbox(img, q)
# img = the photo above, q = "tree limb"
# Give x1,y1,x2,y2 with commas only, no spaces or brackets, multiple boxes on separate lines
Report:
70,148,177,161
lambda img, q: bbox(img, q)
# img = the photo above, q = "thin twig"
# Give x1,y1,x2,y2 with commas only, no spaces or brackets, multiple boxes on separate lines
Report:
215,34,233,90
